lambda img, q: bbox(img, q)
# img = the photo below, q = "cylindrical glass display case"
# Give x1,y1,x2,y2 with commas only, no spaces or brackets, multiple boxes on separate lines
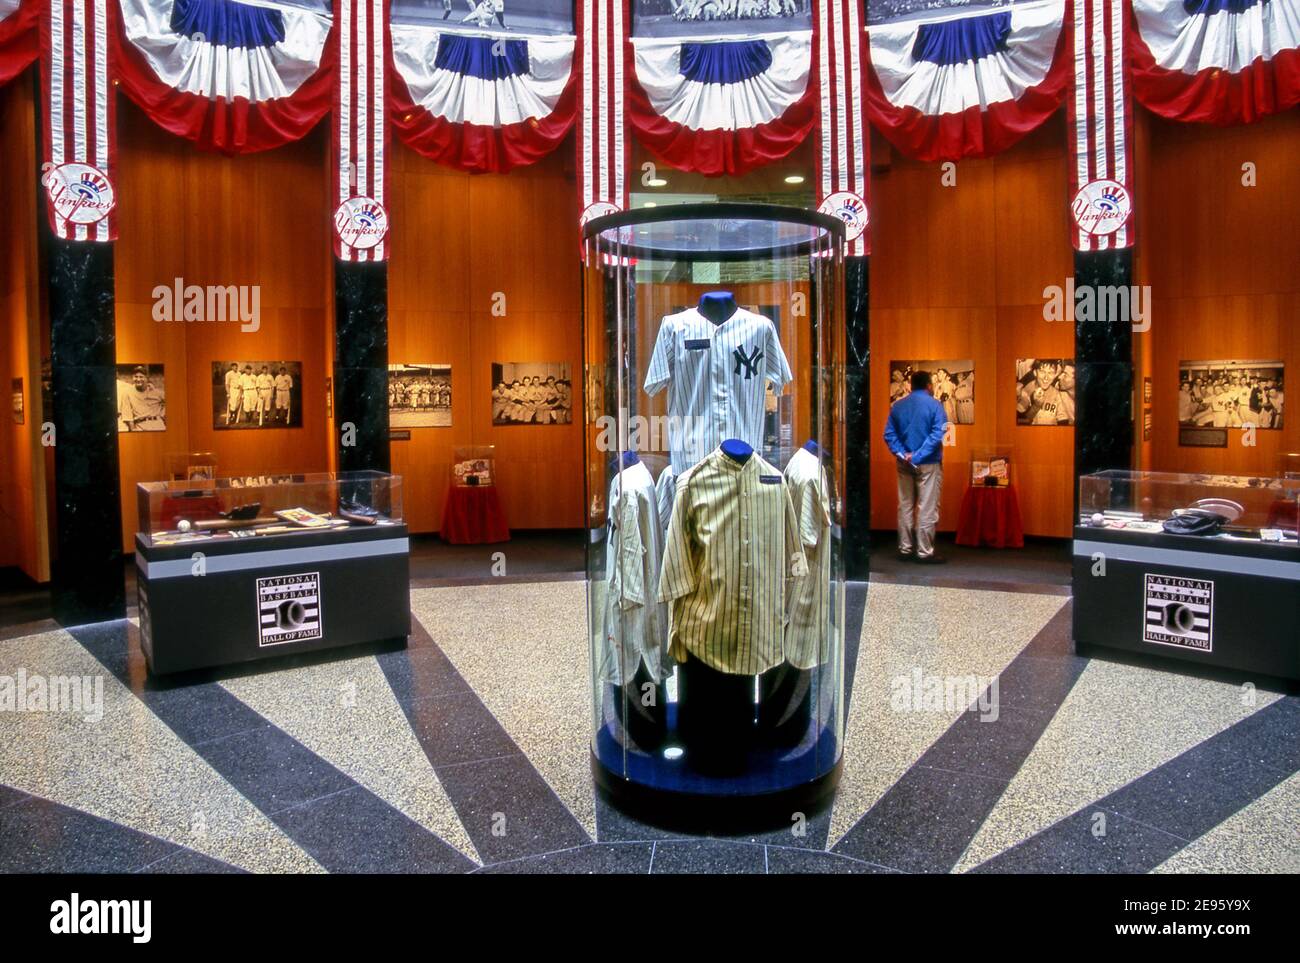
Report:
581,203,847,823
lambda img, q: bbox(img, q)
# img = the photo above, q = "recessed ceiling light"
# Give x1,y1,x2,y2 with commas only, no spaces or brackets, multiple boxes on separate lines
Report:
646,177,668,187
643,201,657,208
784,174,806,185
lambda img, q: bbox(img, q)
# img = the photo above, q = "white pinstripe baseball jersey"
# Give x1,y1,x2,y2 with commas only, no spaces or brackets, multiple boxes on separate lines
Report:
644,307,793,475
783,447,833,670
596,460,670,685
658,448,808,676
654,464,676,539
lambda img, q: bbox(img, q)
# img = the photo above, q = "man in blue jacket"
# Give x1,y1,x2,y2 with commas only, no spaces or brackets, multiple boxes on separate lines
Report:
884,370,949,563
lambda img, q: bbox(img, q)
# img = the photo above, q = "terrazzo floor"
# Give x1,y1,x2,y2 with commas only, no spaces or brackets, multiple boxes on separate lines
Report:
0,577,1296,874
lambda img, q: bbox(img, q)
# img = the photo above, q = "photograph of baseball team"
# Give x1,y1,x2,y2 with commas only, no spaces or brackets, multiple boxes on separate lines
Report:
889,360,975,426
1016,358,1076,426
212,361,302,430
389,364,452,428
491,362,573,425
1178,361,1284,431
634,0,810,35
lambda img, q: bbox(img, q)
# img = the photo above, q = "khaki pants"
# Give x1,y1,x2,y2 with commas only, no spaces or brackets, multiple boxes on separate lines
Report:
897,461,942,557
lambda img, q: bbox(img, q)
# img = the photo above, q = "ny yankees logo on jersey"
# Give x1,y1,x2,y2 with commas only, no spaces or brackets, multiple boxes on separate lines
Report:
732,344,764,379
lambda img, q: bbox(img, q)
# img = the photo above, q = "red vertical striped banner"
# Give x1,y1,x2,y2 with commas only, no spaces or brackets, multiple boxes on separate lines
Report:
40,0,116,242
334,0,389,262
816,0,868,257
814,0,870,257
1069,0,1135,252
577,0,627,234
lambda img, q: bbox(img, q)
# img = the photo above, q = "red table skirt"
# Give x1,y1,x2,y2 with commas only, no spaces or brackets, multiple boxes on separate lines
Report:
956,484,1025,548
440,484,510,545
1265,499,1298,532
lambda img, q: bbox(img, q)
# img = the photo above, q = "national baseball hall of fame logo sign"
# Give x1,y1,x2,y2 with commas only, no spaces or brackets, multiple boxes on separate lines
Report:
1143,573,1213,653
1071,178,1132,237
43,162,116,225
818,191,868,242
334,196,390,251
256,572,324,648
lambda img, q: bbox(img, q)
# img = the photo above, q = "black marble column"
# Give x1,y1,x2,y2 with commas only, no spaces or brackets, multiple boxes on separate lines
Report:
333,260,390,475
843,256,870,580
49,239,125,625
1074,248,1135,507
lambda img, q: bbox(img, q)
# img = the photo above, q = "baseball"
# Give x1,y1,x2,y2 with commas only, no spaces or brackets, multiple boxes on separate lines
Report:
178,519,192,533
1090,513,1104,526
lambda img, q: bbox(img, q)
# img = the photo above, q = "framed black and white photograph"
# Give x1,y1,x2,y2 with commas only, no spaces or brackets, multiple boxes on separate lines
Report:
888,359,974,425
1177,360,1284,434
633,0,812,38
1015,358,1076,426
212,361,303,430
390,0,574,35
389,363,452,428
116,364,167,432
491,362,573,425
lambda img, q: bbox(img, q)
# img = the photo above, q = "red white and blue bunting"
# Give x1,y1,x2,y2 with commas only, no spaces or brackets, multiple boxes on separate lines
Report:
1070,0,1135,251
388,24,577,173
333,0,388,260
42,0,117,240
627,29,816,176
1129,0,1300,124
0,0,38,84
111,0,335,153
815,0,869,255
864,0,1070,162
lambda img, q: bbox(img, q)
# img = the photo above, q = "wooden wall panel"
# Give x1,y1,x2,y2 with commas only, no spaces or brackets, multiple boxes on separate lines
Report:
869,116,1076,537
113,100,332,549
387,142,584,532
1145,110,1300,477
0,73,50,579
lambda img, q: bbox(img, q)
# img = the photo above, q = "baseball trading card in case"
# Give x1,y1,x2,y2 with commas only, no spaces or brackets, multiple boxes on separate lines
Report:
970,447,1012,487
1073,470,1299,685
452,445,496,487
581,203,848,824
134,471,409,675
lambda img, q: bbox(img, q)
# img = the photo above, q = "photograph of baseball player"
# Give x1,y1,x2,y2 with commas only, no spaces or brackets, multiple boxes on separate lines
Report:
1177,361,1284,431
211,361,303,430
1015,359,1076,426
889,360,975,425
491,362,573,425
116,364,167,432
388,364,452,428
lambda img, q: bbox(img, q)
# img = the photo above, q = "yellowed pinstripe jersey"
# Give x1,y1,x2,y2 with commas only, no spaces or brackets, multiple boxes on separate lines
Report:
783,447,833,669
658,448,808,676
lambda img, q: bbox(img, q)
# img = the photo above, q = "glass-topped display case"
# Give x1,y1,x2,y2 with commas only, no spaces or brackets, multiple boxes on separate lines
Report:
1078,469,1299,542
581,203,847,822
137,470,402,548
1073,469,1299,685
135,471,409,675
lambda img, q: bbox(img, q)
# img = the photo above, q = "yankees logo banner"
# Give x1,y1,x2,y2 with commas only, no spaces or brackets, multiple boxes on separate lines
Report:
42,0,118,240
815,0,870,255
1128,0,1300,125
1069,0,1136,251
627,0,816,176
112,0,336,154
334,0,389,260
864,0,1070,162
0,0,37,85
577,0,628,228
387,0,578,174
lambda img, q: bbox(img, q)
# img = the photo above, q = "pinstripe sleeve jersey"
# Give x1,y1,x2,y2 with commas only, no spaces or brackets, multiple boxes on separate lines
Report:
644,307,793,475
783,447,833,670
654,465,676,538
658,448,808,676
596,460,670,685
